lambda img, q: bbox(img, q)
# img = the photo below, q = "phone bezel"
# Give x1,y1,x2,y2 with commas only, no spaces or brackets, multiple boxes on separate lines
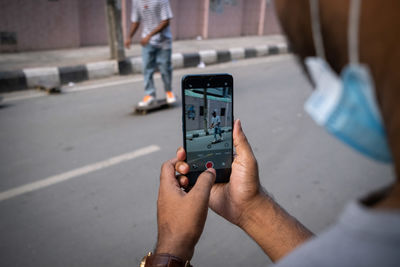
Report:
181,73,233,186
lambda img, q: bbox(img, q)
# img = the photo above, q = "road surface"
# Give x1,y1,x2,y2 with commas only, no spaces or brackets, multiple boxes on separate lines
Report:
0,55,394,266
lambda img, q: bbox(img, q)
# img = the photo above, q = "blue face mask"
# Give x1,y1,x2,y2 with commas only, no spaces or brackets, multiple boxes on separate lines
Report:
304,58,392,163
305,0,393,163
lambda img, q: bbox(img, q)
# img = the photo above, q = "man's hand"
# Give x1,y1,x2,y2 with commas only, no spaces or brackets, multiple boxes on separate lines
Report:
155,156,216,262
124,39,131,49
209,119,263,227
176,119,313,261
140,35,151,46
177,119,263,227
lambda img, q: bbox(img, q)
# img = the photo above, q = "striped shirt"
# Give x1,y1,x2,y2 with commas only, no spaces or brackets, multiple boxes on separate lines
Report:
131,0,173,49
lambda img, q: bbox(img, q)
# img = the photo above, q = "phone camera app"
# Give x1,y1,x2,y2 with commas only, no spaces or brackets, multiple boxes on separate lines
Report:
185,86,233,172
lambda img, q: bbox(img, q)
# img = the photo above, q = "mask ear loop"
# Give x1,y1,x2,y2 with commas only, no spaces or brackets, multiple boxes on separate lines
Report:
348,0,362,64
309,0,326,60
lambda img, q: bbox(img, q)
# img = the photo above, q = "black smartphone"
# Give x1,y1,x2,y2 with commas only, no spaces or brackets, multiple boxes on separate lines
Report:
181,74,233,187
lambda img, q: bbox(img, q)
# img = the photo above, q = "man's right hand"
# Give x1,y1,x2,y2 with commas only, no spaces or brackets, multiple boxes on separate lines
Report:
209,119,265,227
176,119,313,261
124,39,131,49
177,119,265,227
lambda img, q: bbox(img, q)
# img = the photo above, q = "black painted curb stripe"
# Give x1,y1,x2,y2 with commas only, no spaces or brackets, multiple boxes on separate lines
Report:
1,43,288,93
118,59,133,75
217,50,231,63
59,65,89,85
268,45,279,55
183,53,200,68
0,70,28,93
244,48,257,58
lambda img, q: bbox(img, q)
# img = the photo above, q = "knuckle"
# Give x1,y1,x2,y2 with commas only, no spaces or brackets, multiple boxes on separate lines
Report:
160,161,169,172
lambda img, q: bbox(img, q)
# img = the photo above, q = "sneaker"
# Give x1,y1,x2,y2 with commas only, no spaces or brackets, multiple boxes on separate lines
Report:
138,95,155,107
166,91,176,104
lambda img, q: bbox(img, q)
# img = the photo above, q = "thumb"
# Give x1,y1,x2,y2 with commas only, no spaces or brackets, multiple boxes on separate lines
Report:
233,119,254,157
189,168,216,201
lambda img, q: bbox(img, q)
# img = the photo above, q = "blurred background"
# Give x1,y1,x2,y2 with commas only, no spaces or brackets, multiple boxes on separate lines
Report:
0,0,394,266
0,0,280,52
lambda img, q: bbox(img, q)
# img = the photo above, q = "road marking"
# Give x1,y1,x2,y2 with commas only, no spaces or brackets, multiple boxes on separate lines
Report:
2,91,47,102
0,145,161,202
62,76,143,93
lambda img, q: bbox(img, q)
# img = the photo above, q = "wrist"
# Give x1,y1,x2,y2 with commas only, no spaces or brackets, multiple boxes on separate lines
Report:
142,252,192,267
237,190,273,230
155,239,194,262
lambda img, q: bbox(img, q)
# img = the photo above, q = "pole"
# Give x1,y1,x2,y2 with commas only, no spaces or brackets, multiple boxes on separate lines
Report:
106,0,125,60
203,88,208,135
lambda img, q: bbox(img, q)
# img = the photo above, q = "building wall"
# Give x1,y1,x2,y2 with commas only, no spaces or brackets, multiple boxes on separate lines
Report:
263,0,282,35
79,0,108,46
0,0,281,52
172,0,204,39
208,0,244,39
241,0,263,36
0,0,81,52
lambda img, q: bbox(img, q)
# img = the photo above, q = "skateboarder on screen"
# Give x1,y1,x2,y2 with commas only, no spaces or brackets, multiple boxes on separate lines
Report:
209,109,223,143
125,0,176,107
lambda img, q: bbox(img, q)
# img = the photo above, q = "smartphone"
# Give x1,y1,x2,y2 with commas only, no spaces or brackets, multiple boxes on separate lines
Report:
182,74,233,187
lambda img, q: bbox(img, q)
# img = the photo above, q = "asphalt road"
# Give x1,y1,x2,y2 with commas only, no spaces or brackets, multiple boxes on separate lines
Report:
0,55,395,267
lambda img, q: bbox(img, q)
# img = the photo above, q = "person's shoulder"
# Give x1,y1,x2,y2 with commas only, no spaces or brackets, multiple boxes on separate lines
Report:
274,201,400,267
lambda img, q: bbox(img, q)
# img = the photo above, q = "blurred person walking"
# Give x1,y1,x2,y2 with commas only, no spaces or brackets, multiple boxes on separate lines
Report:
125,0,176,107
209,109,223,142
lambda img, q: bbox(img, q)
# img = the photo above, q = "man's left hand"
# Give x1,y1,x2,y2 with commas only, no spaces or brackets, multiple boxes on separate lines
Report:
155,152,216,261
140,35,151,46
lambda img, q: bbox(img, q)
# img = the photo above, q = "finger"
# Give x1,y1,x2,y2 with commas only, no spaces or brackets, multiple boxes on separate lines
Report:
176,147,186,161
178,175,189,188
175,161,190,175
188,168,216,201
233,119,255,158
160,158,180,189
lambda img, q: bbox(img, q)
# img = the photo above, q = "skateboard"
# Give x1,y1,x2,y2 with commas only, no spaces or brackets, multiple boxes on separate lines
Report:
134,98,176,115
207,138,225,149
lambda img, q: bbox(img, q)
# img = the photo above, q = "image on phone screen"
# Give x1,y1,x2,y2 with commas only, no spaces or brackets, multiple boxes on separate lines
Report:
183,82,233,183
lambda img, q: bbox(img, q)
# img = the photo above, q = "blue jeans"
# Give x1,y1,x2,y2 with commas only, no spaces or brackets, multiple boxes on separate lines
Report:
214,126,222,139
142,44,172,97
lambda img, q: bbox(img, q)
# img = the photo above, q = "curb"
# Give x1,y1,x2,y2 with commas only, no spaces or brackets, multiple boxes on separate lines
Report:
186,127,233,140
0,43,288,93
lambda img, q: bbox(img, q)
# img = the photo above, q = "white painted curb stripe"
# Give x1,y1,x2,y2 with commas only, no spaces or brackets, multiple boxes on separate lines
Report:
172,53,184,69
129,57,143,74
23,67,60,89
229,47,245,60
0,145,161,202
86,60,118,80
199,50,217,65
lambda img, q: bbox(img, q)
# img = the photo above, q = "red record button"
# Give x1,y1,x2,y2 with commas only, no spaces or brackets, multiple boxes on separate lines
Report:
205,161,214,169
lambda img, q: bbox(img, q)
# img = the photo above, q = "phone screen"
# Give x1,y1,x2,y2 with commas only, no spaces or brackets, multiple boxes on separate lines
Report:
182,74,233,186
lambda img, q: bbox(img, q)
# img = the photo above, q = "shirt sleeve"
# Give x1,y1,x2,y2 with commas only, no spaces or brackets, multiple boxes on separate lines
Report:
130,0,140,23
160,0,173,21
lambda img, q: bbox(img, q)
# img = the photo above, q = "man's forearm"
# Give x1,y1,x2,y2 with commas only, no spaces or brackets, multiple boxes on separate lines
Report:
147,19,170,38
239,192,314,262
128,22,140,39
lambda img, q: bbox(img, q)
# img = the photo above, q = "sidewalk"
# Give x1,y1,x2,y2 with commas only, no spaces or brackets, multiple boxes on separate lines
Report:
0,35,288,93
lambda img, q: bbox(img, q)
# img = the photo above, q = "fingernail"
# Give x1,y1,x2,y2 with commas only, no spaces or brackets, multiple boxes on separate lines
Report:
206,168,216,175
237,119,242,130
179,164,186,172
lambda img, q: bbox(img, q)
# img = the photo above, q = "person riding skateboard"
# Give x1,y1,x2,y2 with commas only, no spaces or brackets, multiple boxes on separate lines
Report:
209,109,223,143
125,0,176,107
